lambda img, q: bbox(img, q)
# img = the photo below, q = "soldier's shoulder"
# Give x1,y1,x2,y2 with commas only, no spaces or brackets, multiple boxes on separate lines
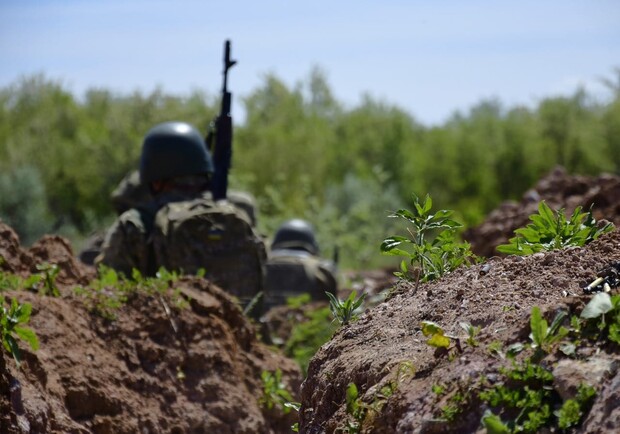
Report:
213,198,254,226
317,258,338,277
117,207,147,227
269,249,314,263
271,250,337,278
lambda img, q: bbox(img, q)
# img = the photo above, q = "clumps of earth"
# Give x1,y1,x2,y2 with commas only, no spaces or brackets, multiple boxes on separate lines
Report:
1,166,620,433
0,225,301,433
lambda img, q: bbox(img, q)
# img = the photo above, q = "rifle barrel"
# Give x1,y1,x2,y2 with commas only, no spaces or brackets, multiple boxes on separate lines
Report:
222,40,237,94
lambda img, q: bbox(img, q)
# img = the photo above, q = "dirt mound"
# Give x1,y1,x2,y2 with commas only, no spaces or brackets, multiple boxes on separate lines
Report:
464,166,620,257
0,222,301,434
3,164,620,434
299,228,620,433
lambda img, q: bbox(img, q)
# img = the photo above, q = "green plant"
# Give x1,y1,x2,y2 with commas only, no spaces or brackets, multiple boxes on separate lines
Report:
497,201,614,255
343,363,414,433
0,269,23,292
432,383,445,396
482,378,596,433
555,384,596,429
284,304,338,375
529,306,569,356
505,343,525,359
345,382,366,434
0,265,62,298
482,410,511,434
580,292,620,344
421,320,451,348
285,401,301,432
325,290,366,326
73,265,186,320
242,290,264,317
21,263,61,296
1,298,39,367
474,301,602,434
581,291,615,320
487,340,526,360
570,314,583,333
259,369,295,414
479,361,556,433
286,293,312,309
36,263,60,296
459,321,481,347
0,165,55,245
441,390,470,422
487,341,504,359
432,376,482,424
381,194,477,284
73,265,131,319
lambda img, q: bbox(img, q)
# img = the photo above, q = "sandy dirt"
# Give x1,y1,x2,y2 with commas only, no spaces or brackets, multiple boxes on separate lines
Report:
300,168,620,433
1,166,620,433
1,225,301,434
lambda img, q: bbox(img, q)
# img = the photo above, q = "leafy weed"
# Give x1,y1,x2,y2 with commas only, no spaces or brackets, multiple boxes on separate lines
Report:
497,201,613,255
259,368,295,414
381,194,477,285
529,306,569,357
1,298,39,367
326,290,366,326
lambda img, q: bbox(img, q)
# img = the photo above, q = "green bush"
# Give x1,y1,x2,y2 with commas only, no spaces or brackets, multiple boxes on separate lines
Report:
2,70,619,267
1,297,39,367
381,194,477,283
0,165,54,245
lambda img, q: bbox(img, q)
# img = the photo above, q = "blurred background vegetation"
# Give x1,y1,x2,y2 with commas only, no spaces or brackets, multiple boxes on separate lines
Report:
1,68,619,269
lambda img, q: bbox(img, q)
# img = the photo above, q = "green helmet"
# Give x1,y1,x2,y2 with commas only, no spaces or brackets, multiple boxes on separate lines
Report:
271,219,319,255
139,121,214,184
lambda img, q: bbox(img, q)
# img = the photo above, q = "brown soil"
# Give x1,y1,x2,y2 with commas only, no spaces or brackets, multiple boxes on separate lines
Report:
300,168,620,433
301,230,620,433
1,166,620,434
0,224,301,434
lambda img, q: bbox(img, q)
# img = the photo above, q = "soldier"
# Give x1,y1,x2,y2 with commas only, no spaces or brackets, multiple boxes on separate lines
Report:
78,171,153,265
110,170,150,216
263,218,338,312
110,169,258,226
96,121,266,309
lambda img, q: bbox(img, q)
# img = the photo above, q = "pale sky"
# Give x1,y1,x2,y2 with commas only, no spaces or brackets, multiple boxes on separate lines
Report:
1,0,619,125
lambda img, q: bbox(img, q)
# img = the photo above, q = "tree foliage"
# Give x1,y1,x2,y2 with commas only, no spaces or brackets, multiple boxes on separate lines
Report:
0,68,618,267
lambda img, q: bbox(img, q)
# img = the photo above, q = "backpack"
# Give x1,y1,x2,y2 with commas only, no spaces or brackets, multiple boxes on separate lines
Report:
150,197,266,307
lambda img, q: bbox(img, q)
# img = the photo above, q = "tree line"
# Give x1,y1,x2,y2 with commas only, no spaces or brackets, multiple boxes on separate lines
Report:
1,69,618,268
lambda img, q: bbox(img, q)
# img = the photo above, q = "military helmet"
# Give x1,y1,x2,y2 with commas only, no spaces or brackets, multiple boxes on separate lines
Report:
139,121,214,184
271,219,319,255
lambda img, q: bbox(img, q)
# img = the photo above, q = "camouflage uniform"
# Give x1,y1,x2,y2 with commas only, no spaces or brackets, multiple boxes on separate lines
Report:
96,192,176,278
98,191,265,305
96,121,265,309
263,219,337,312
110,170,150,215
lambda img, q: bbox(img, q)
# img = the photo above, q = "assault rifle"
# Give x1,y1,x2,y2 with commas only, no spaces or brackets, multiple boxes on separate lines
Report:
207,39,237,201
